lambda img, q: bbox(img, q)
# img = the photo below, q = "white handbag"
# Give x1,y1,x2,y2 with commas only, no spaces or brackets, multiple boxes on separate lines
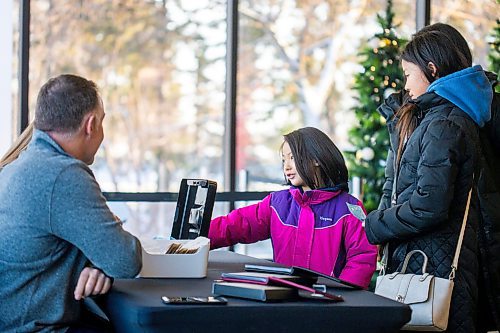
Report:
375,189,472,331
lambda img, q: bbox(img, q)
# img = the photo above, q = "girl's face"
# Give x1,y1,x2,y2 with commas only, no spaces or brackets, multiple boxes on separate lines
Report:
402,59,430,100
282,141,310,191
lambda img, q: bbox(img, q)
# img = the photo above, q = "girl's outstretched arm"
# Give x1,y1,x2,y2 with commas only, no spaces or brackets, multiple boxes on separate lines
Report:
208,194,273,249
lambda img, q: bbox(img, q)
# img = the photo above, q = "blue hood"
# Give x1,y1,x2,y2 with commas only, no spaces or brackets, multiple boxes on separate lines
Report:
427,65,492,127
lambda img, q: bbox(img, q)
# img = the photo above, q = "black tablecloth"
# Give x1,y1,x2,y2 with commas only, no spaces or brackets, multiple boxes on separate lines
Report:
103,251,410,333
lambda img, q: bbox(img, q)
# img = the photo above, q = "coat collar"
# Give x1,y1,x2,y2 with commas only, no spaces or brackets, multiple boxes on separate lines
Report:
289,186,342,206
29,129,69,156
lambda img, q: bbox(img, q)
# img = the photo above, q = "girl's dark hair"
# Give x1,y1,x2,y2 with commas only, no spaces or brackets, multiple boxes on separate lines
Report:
35,74,100,133
282,127,348,190
395,30,469,166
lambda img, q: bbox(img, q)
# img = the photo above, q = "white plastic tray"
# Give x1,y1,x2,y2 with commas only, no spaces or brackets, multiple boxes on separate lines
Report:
139,238,210,278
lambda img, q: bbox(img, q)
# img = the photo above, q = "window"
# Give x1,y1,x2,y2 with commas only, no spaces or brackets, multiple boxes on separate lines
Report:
431,0,498,68
23,0,492,249
29,0,227,237
236,0,415,192
107,201,229,239
235,0,415,257
0,0,19,156
30,0,227,192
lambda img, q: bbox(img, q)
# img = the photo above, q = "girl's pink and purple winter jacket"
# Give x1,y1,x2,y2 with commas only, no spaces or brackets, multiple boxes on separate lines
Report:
208,187,377,289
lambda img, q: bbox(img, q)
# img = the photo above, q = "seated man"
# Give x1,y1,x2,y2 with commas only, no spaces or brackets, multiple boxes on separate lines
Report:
0,74,142,332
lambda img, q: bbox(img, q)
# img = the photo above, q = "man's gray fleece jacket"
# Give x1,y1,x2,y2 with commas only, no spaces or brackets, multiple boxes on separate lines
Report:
0,129,142,332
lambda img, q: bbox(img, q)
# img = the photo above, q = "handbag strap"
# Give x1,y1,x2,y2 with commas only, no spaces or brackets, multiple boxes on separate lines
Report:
380,187,473,280
449,188,472,280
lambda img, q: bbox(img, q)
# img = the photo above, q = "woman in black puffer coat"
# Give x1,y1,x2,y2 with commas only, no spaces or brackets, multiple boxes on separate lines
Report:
364,30,493,333
375,23,500,333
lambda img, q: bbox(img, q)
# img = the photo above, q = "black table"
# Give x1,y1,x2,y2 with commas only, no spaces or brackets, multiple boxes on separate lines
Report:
103,251,410,333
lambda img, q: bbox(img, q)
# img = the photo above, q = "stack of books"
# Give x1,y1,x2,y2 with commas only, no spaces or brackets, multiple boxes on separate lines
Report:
212,265,352,302
212,272,309,301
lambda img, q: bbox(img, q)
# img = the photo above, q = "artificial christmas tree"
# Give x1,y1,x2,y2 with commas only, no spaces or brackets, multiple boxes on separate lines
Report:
346,0,406,212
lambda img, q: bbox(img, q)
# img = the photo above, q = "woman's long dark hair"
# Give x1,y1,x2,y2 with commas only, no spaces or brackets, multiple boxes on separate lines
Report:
282,127,348,190
395,30,469,167
416,23,472,67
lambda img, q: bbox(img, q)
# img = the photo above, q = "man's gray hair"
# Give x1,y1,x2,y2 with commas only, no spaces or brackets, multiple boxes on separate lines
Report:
34,74,100,133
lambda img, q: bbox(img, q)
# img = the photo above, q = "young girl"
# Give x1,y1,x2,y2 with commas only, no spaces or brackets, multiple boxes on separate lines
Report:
209,127,377,289
365,30,493,332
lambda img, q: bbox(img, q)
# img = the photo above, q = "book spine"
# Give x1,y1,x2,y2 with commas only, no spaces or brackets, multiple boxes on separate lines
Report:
212,283,295,301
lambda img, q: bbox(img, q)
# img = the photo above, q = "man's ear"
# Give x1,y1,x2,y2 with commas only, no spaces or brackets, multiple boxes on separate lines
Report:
428,62,438,78
83,113,96,137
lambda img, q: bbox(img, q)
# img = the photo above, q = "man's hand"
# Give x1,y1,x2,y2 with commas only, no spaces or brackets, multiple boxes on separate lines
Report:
74,267,112,301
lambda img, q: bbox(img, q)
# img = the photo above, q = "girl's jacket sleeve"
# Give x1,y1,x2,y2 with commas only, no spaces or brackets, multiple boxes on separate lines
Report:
338,202,378,289
208,194,273,249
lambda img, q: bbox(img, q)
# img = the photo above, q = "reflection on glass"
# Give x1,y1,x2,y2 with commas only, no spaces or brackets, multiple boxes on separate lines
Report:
171,179,217,239
188,187,208,236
